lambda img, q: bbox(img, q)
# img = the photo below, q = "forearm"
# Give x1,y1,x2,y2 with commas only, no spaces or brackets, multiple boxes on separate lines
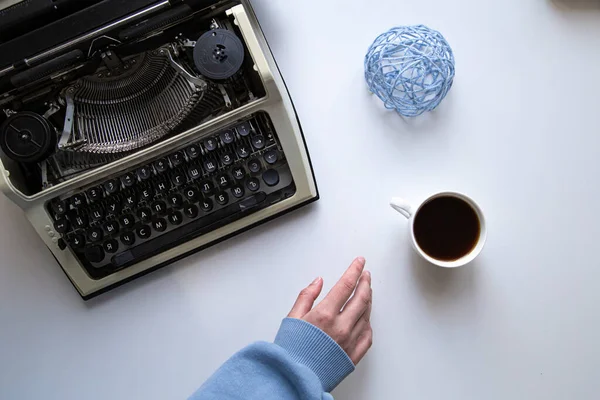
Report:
189,319,354,400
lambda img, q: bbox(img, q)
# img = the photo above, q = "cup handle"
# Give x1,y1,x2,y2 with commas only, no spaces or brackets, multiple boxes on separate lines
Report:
390,197,414,219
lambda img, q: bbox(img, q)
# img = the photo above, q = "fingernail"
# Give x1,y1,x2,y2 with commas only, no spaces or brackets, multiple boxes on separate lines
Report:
365,270,371,279
357,257,366,265
311,277,322,285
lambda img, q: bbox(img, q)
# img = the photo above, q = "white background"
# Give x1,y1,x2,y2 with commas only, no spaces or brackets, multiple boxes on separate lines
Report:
2,0,600,398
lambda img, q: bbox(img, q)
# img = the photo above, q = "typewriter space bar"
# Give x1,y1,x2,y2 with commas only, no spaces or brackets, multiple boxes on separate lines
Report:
112,192,267,267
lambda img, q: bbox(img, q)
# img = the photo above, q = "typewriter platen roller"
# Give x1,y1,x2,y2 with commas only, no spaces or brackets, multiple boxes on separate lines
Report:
0,0,318,299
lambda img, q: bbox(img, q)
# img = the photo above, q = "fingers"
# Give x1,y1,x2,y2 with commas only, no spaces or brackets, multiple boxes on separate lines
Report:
346,279,372,343
320,257,366,311
340,271,372,326
348,327,373,365
363,290,372,321
347,281,372,364
288,277,324,319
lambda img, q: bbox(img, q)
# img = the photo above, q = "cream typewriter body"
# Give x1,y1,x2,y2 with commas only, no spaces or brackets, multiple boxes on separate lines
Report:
0,0,318,299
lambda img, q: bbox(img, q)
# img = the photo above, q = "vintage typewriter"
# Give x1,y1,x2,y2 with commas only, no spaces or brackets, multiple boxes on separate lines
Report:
0,0,318,299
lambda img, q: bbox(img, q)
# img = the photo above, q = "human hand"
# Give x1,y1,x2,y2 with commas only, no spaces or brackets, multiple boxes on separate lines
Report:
287,257,373,365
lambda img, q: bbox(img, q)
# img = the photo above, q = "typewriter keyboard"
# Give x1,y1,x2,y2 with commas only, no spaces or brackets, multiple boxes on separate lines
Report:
47,113,296,279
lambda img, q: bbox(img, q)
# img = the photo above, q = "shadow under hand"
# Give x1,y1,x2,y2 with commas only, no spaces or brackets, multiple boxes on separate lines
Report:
409,250,481,317
332,355,372,400
550,0,600,11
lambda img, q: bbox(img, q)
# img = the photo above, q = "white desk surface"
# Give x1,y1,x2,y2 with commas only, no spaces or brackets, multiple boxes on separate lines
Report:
2,0,600,399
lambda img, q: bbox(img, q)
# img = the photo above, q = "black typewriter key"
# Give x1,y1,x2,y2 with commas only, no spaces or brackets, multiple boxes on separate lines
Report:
87,227,104,243
203,158,217,173
184,186,200,202
137,225,152,240
265,134,275,146
121,231,136,246
87,187,103,203
200,180,215,195
264,150,279,165
200,198,213,212
120,214,135,229
70,234,85,249
246,178,260,192
154,158,169,173
53,219,70,234
188,165,202,180
216,192,229,206
168,193,183,208
251,135,265,150
248,159,261,173
186,144,201,159
233,167,245,180
168,210,183,226
262,169,280,187
236,145,251,159
104,221,119,235
220,130,235,144
170,171,187,187
151,200,167,216
232,185,245,199
137,166,153,181
89,207,104,222
217,174,232,189
71,194,87,208
184,204,199,219
170,151,185,167
140,187,154,202
237,122,252,137
122,173,136,188
152,218,168,232
58,238,67,251
85,245,105,263
123,193,137,208
51,200,68,216
104,179,120,194
69,212,89,229
137,207,152,223
155,179,169,194
204,137,218,151
106,199,122,216
103,239,119,254
220,152,234,166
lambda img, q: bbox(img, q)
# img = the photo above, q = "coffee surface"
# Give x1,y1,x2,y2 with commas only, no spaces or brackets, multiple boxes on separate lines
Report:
413,196,480,261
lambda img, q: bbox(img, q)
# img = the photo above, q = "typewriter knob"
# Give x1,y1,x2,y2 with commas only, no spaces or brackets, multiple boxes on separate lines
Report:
84,245,105,264
193,29,245,80
0,112,56,163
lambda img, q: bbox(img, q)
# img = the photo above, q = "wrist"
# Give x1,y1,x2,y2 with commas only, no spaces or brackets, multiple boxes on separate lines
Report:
274,317,355,392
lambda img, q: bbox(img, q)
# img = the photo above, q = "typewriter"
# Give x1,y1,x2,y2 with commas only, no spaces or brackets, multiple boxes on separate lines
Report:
0,0,318,299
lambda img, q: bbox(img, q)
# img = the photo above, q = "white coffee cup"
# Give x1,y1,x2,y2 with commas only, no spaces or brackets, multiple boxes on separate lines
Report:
390,192,487,268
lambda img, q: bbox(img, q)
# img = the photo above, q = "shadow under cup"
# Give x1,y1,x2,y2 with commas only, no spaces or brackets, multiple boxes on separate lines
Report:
411,193,486,268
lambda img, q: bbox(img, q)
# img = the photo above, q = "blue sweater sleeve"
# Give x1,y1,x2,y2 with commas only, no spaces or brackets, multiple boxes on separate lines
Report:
188,318,355,400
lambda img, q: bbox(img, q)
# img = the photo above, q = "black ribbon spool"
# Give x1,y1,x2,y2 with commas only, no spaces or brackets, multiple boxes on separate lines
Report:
193,29,245,80
0,112,56,163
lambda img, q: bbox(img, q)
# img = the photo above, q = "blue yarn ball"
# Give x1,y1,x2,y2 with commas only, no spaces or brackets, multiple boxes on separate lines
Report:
364,25,455,117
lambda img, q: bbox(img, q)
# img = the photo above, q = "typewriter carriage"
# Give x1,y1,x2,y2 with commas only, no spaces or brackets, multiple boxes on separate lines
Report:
0,2,267,197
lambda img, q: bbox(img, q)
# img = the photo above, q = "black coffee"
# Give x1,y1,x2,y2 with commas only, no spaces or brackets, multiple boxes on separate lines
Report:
413,196,480,262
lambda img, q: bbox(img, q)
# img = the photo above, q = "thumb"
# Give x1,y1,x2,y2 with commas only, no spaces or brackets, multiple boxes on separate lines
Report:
288,277,324,319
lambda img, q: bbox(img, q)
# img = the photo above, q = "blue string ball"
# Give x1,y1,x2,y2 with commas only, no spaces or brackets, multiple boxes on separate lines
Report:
364,25,455,118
